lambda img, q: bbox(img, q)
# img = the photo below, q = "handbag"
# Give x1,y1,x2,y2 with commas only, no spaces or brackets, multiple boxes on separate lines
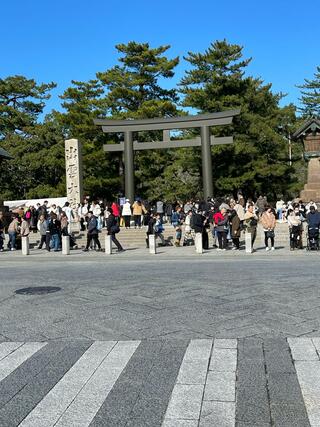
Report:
266,230,275,239
110,224,120,234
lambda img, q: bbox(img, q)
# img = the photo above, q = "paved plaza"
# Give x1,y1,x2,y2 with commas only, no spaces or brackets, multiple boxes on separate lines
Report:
1,247,320,426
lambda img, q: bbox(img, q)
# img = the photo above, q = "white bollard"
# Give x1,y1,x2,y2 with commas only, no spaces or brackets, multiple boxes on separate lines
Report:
245,232,252,253
105,235,112,255
149,234,157,254
62,235,70,255
21,236,30,255
195,233,203,254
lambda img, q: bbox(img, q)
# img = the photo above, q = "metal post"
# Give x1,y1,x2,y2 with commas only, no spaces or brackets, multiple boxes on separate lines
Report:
200,126,213,198
124,131,134,202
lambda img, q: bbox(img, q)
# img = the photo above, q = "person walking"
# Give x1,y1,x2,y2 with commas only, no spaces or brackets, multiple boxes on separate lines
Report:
154,213,165,246
145,212,156,248
111,201,121,224
83,211,102,252
37,214,49,250
106,208,124,252
260,206,277,251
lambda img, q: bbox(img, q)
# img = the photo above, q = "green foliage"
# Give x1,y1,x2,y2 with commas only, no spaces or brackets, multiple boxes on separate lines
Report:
0,76,64,200
179,40,297,200
0,41,309,203
297,66,320,117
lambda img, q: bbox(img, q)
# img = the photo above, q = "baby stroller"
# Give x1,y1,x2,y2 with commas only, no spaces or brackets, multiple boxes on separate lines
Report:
290,225,302,250
306,227,320,251
183,231,195,246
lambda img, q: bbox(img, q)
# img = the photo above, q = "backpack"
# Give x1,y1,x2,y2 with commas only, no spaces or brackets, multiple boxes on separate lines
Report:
96,216,103,232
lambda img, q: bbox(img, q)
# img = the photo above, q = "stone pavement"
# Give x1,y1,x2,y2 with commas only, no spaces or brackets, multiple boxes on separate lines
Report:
1,247,320,426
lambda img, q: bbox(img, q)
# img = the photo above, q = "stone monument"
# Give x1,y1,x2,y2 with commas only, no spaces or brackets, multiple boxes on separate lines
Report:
65,139,83,209
293,117,320,202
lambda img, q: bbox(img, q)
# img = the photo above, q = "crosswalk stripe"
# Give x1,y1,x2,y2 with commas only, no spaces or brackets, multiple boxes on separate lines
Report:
18,340,140,427
288,338,320,427
0,342,24,362
55,341,140,427
18,341,116,426
163,339,213,424
163,339,238,427
0,342,47,382
0,338,317,426
200,339,237,427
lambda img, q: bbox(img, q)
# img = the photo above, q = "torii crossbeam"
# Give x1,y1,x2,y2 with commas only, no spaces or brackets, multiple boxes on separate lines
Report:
94,109,240,201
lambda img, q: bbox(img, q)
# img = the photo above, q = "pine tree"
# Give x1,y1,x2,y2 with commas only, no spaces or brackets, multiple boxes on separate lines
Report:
96,42,181,200
297,66,320,117
0,76,60,200
179,40,297,200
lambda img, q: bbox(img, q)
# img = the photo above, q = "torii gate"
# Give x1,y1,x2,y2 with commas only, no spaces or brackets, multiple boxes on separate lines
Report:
94,109,240,201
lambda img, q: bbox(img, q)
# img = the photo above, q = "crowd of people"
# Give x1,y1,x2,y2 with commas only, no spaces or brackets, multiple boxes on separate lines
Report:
0,195,320,253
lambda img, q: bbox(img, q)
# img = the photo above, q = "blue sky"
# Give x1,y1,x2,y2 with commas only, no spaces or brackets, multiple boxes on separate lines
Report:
1,0,318,115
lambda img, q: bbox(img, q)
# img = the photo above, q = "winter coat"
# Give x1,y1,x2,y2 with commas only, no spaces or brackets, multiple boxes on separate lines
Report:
230,211,241,238
111,202,120,217
20,220,30,237
48,219,61,235
8,219,19,233
307,211,320,228
132,202,146,216
191,212,204,233
37,219,48,236
260,212,276,231
106,213,119,234
287,213,302,228
122,202,132,216
234,203,245,221
244,211,258,231
213,212,229,232
87,216,98,235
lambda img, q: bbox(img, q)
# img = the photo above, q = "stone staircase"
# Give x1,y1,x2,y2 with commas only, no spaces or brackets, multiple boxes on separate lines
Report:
25,222,297,249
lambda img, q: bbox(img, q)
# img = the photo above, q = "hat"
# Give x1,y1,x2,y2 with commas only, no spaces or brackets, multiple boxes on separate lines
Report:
126,198,130,202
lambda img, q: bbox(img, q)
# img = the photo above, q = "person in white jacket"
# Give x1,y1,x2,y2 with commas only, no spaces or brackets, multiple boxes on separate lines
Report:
121,199,132,228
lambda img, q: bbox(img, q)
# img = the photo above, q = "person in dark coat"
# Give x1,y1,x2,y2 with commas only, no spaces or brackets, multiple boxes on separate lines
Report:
83,211,102,251
191,209,209,248
229,209,241,250
106,208,124,252
145,212,156,248
306,206,320,229
48,213,61,252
